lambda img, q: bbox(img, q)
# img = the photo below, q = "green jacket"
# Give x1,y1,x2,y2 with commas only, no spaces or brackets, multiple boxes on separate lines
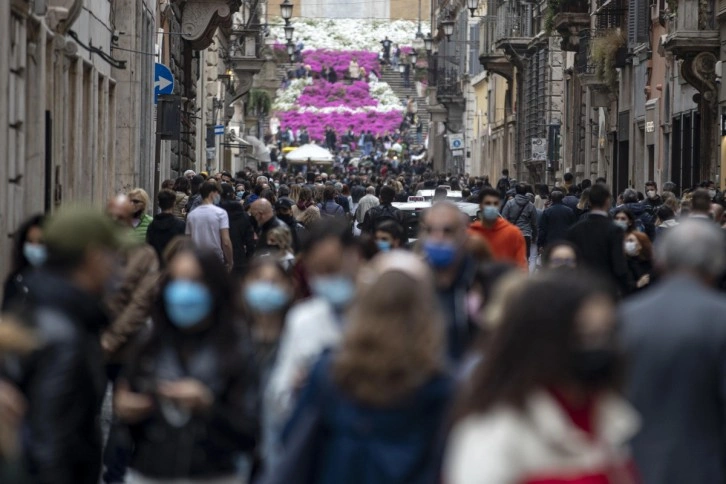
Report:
132,214,153,242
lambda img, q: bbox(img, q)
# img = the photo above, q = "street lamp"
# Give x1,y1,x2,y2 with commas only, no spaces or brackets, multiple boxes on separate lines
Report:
410,51,418,65
424,33,433,52
280,0,293,20
398,64,405,73
284,22,294,41
467,0,480,15
286,41,295,56
441,19,455,39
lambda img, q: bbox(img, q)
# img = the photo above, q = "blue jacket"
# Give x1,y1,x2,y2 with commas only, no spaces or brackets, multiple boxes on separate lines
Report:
283,352,453,484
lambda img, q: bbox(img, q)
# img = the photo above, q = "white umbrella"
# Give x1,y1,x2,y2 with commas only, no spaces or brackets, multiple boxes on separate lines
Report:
285,143,334,164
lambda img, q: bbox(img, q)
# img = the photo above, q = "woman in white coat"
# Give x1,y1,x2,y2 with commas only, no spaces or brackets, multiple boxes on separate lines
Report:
445,273,640,484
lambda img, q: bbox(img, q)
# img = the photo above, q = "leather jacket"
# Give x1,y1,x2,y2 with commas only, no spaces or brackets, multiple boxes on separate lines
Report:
19,271,108,484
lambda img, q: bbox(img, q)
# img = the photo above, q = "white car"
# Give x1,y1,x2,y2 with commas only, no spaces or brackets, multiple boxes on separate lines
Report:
392,198,480,242
415,186,464,202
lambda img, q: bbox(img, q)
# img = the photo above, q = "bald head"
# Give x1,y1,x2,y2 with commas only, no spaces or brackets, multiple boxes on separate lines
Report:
421,202,468,242
107,194,134,227
250,198,274,226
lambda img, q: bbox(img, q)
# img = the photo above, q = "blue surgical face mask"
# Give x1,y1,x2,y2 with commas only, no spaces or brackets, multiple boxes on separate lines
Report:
244,281,290,313
423,240,458,269
164,280,213,329
310,275,355,309
236,190,245,200
482,205,499,222
376,240,392,252
213,194,221,205
23,243,47,268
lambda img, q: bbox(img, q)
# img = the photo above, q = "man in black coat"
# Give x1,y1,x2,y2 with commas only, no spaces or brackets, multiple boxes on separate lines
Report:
538,189,576,251
146,189,186,262
19,208,126,484
220,184,255,274
566,184,630,295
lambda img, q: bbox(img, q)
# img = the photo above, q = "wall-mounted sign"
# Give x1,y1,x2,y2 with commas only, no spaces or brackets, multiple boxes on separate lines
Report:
645,121,655,133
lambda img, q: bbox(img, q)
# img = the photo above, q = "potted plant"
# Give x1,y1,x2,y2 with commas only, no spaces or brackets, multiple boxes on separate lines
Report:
591,29,627,91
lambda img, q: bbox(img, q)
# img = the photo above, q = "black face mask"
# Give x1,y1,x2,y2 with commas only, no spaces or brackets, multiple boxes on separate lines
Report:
279,214,295,225
570,348,618,387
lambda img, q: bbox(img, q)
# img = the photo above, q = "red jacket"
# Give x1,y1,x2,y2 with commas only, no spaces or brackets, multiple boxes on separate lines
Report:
469,217,527,269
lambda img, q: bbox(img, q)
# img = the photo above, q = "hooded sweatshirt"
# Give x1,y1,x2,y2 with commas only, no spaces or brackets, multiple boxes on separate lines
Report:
469,217,527,269
502,194,538,240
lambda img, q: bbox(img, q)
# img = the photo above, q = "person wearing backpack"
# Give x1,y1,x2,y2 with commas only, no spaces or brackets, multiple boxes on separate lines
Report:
501,183,538,262
496,169,511,200
359,186,404,234
318,185,345,218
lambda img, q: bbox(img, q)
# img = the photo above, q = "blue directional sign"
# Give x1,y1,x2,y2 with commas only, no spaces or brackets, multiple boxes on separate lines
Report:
154,63,174,104
214,125,225,135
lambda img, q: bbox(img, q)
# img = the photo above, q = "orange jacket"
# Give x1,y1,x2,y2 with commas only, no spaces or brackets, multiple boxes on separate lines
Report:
469,217,527,269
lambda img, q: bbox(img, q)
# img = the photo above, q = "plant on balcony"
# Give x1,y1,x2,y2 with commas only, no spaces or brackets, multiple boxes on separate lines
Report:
591,30,626,91
248,89,272,116
545,0,590,33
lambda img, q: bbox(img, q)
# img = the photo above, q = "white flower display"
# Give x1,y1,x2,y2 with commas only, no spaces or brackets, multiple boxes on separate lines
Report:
269,18,430,51
271,78,312,111
369,82,402,108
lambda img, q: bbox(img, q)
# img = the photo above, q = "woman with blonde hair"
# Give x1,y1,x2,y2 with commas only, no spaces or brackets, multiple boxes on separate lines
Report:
288,184,301,204
275,251,453,484
128,187,153,241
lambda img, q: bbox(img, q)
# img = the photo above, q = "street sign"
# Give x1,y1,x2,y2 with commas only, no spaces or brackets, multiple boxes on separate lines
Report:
154,63,174,104
214,125,225,135
448,134,464,151
531,137,547,161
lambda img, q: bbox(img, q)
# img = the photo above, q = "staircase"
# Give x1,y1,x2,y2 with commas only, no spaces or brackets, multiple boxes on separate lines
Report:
272,62,429,154
378,64,429,144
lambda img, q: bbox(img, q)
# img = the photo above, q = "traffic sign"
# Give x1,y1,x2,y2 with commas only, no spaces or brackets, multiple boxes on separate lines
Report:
214,125,225,135
448,134,464,150
154,63,174,104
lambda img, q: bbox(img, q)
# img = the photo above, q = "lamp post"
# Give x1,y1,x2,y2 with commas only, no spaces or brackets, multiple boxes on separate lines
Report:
467,0,480,16
410,51,418,65
280,0,293,20
284,22,294,41
441,19,455,40
424,33,433,53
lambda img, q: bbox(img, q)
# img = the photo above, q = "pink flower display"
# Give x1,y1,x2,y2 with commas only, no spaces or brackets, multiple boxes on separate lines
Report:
302,49,380,78
297,81,376,108
279,110,403,141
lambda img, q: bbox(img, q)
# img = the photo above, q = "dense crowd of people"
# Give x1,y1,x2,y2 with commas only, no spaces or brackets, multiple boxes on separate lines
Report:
2,164,726,484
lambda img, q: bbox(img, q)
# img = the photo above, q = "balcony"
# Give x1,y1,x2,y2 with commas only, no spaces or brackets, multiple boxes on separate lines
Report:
494,13,532,62
478,17,514,80
662,0,718,57
435,68,464,105
551,0,590,52
228,29,266,96
575,29,626,94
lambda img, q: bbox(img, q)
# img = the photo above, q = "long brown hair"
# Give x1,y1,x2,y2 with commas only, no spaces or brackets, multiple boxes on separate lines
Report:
454,272,618,420
332,256,445,407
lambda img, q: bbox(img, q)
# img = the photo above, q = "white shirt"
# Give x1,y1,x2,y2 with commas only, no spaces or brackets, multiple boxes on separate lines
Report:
185,203,229,261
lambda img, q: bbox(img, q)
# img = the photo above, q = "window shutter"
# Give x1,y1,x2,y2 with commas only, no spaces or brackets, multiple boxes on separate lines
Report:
470,24,483,76
637,0,649,43
627,0,637,46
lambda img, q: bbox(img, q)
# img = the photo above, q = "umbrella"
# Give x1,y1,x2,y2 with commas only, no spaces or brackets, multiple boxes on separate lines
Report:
391,143,403,153
285,144,334,164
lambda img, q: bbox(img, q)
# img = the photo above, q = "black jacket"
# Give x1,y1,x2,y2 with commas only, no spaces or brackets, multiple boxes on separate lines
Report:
538,203,577,249
221,201,256,273
124,328,259,478
566,213,631,296
256,216,284,255
18,271,108,484
146,213,186,261
359,203,404,234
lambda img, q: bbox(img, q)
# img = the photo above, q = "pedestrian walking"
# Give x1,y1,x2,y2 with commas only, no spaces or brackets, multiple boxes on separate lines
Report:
501,183,538,260
146,189,186,262
172,177,190,220
185,180,234,269
268,251,453,484
469,187,527,269
128,188,153,242
620,220,726,484
113,247,259,483
18,207,127,484
537,190,576,251
445,274,639,484
219,183,256,275
2,214,45,312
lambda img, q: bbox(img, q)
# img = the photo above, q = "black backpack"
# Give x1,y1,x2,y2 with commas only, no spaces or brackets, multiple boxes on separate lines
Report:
369,204,403,230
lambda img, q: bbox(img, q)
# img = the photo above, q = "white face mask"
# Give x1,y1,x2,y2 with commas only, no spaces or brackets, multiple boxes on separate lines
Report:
624,240,639,256
614,219,629,230
709,189,717,199
647,190,657,199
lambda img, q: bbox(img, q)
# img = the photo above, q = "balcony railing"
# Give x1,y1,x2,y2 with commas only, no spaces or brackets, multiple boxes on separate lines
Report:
435,68,463,98
575,30,596,75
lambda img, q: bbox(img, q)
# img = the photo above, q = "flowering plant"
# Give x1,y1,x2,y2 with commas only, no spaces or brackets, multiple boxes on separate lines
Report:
298,80,377,108
279,110,404,141
302,50,380,78
269,18,429,51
